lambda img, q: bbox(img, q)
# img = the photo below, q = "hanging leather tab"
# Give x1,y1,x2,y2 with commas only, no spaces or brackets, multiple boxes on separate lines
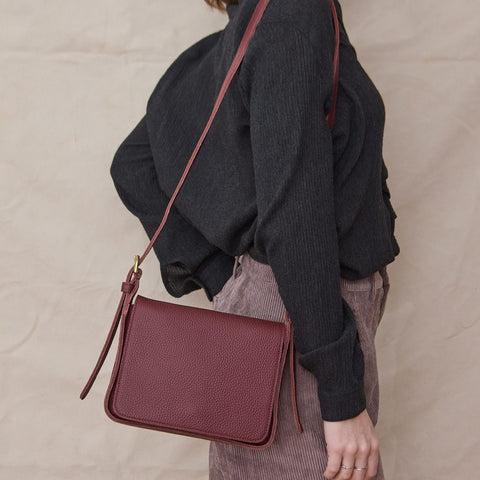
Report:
284,310,303,433
79,269,141,400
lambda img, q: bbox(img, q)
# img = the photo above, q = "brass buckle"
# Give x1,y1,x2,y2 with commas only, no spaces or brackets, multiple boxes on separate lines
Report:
133,255,140,274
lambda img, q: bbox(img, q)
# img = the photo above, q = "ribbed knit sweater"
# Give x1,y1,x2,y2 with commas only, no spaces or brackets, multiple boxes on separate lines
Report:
110,0,400,422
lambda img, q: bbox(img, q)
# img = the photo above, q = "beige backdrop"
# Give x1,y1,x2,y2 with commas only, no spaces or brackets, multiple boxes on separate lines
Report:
1,0,479,478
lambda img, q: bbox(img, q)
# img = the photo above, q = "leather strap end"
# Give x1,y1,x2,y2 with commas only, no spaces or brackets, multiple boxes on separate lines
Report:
79,291,127,400
79,274,141,400
290,332,303,433
285,311,303,434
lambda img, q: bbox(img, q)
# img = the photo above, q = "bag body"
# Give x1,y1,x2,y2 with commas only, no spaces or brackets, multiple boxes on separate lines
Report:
105,295,292,448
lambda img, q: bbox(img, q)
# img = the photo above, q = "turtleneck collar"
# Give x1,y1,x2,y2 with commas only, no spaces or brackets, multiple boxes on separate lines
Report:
226,3,240,22
226,0,346,42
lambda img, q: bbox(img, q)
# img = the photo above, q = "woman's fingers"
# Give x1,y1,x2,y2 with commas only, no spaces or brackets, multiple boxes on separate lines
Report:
336,449,357,479
365,437,380,479
350,449,369,480
323,448,343,479
326,444,377,480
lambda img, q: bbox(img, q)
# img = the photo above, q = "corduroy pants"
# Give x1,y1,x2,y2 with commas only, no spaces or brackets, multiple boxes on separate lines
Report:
209,251,389,480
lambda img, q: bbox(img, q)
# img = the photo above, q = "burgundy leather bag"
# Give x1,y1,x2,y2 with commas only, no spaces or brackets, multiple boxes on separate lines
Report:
79,0,340,450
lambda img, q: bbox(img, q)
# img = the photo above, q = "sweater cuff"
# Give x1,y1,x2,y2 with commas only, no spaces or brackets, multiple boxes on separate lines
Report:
298,298,367,421
188,250,235,301
317,382,367,422
160,249,235,302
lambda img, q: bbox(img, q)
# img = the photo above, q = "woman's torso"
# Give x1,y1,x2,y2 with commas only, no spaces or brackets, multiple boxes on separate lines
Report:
144,0,400,279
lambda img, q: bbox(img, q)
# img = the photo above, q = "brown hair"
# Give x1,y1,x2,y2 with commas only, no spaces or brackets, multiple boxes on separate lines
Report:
204,0,239,12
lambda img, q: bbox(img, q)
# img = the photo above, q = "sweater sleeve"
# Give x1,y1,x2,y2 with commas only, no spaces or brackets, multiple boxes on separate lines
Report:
110,115,235,301
239,22,366,421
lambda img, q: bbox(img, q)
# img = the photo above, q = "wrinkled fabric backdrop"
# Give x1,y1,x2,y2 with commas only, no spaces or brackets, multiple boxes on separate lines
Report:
1,0,478,478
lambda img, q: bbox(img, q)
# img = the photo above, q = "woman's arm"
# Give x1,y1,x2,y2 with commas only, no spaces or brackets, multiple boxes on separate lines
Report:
241,20,381,478
239,20,366,422
110,115,235,301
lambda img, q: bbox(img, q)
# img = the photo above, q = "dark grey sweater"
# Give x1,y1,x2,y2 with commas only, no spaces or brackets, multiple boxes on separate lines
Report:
110,0,400,422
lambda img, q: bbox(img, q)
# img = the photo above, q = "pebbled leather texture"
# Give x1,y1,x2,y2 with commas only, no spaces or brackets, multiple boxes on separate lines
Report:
105,295,290,448
79,0,340,449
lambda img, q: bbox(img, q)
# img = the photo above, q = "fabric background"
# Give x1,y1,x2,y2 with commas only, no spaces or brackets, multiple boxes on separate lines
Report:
1,0,478,478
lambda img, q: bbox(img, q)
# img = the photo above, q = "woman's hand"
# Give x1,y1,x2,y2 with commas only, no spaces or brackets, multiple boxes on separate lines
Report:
323,409,379,480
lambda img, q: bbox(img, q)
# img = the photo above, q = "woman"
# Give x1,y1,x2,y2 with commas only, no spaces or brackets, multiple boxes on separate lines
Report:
110,0,400,478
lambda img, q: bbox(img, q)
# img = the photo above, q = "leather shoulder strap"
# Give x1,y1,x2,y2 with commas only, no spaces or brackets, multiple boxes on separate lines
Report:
327,0,340,130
